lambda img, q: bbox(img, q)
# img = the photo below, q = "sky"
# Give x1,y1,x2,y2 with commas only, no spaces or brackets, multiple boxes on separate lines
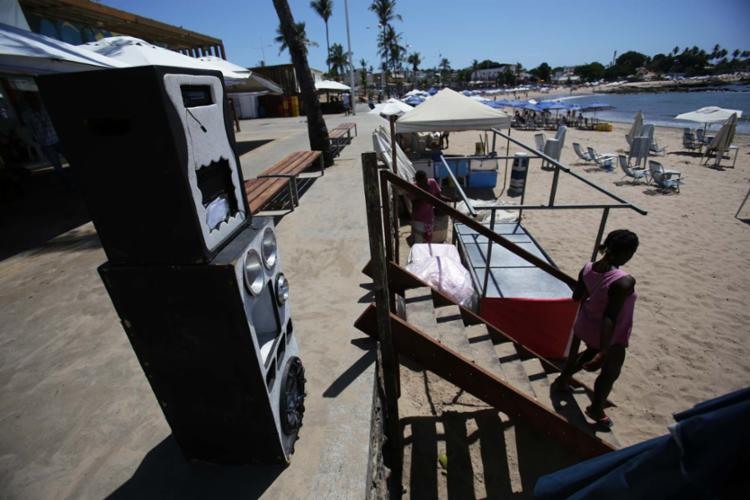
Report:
103,0,750,72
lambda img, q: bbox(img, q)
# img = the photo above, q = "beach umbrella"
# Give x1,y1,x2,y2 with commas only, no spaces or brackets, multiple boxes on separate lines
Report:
537,101,568,111
535,387,750,499
368,98,413,115
705,113,738,167
427,86,438,95
675,106,743,124
0,22,125,75
626,111,644,146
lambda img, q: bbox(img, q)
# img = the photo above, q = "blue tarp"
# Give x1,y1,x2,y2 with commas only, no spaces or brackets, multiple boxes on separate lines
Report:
534,387,750,499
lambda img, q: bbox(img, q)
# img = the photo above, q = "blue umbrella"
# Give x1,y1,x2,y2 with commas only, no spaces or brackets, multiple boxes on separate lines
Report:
538,100,570,111
534,387,750,499
427,86,438,95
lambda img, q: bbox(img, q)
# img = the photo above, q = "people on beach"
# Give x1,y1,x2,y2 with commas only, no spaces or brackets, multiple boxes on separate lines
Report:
552,229,639,427
408,170,449,244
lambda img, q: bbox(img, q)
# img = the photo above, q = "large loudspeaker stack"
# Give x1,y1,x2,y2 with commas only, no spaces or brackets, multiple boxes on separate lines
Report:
38,66,305,465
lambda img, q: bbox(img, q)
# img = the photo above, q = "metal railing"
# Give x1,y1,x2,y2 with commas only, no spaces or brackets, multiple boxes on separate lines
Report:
439,154,477,217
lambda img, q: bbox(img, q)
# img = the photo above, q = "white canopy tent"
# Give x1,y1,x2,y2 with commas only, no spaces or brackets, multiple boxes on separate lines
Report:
81,36,282,94
315,79,351,92
395,88,511,133
0,22,126,75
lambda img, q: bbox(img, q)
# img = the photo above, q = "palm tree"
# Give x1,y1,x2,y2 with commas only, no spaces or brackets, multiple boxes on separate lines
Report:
327,43,348,78
272,0,332,166
369,0,402,90
310,0,334,72
359,58,368,94
407,52,421,73
274,22,318,56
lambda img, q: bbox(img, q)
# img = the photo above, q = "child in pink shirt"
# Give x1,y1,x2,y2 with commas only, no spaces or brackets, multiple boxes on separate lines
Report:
553,229,639,427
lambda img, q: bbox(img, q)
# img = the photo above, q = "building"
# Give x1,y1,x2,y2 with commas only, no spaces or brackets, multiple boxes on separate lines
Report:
0,0,229,173
471,65,513,82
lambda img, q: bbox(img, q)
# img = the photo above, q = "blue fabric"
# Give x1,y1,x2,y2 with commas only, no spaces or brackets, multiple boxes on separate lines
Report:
533,387,750,499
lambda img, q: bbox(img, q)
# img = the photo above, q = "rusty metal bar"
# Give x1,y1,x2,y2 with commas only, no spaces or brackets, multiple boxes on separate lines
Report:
354,305,616,459
382,169,577,289
591,207,610,262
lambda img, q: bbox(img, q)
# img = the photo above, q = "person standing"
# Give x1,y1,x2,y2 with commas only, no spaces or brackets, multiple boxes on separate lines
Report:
408,171,448,244
552,229,639,427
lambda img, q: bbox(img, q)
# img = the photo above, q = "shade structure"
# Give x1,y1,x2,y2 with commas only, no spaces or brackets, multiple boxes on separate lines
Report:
81,36,282,94
0,22,126,75
197,55,282,94
314,79,350,92
537,100,569,111
675,106,743,124
395,88,511,133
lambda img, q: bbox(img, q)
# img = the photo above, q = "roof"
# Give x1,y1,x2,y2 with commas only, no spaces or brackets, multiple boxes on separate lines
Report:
396,88,511,133
19,0,221,50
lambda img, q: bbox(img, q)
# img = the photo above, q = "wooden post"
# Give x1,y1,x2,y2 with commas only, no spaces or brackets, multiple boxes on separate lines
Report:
389,115,400,264
362,152,402,492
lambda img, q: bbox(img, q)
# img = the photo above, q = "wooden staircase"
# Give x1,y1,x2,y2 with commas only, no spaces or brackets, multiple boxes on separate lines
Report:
402,285,620,449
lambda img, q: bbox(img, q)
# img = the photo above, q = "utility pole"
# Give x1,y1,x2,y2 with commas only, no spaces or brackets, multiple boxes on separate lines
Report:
344,0,356,115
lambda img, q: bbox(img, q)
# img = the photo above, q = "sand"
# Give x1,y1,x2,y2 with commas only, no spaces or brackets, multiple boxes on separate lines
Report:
412,122,750,445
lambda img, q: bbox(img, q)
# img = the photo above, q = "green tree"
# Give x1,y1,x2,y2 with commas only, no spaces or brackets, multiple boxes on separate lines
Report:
272,0,332,166
327,43,348,78
310,0,334,73
359,58,368,94
530,62,551,82
574,61,605,81
274,22,318,56
369,0,402,90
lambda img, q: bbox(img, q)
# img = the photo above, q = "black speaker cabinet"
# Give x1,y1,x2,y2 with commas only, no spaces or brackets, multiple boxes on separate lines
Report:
37,66,249,265
99,218,304,464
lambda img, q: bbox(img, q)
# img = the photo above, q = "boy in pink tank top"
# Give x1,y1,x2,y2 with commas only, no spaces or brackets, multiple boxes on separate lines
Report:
552,229,639,427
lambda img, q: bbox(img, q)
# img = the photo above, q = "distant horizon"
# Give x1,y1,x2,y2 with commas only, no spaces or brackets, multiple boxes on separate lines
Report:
102,0,750,72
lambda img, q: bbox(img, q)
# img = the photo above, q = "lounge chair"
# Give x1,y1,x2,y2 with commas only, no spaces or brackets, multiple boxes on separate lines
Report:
587,146,616,170
696,128,713,145
618,155,648,184
649,160,682,193
682,128,701,152
573,142,593,162
534,133,546,153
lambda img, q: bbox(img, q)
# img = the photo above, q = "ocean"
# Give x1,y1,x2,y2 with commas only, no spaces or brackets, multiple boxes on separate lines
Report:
558,83,750,134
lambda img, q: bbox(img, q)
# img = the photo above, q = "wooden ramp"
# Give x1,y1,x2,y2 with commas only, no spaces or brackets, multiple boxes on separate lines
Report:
356,263,621,460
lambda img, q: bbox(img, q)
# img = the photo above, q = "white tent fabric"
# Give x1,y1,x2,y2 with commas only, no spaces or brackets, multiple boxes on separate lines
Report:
372,125,416,181
198,55,282,94
675,106,743,124
315,79,350,91
81,36,282,94
396,88,511,133
0,22,126,75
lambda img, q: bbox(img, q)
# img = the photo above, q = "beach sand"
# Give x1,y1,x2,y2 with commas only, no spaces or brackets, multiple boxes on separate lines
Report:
467,123,750,445
395,122,750,495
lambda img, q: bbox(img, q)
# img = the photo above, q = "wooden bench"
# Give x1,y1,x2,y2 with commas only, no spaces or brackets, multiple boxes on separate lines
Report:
333,122,358,138
328,128,350,157
244,150,324,214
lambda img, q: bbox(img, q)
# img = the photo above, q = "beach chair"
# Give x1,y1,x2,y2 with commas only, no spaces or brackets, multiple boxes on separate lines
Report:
682,128,701,152
573,142,593,163
587,146,616,171
618,155,648,184
534,133,546,153
649,160,682,193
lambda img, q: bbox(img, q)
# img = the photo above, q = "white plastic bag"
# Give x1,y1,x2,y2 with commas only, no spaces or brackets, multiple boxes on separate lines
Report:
406,254,477,308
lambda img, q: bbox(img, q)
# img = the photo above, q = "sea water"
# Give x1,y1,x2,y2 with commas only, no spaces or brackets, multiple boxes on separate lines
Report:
560,83,750,134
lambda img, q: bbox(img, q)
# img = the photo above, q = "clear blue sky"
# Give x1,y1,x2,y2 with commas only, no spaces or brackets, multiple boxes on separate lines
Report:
103,0,750,71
